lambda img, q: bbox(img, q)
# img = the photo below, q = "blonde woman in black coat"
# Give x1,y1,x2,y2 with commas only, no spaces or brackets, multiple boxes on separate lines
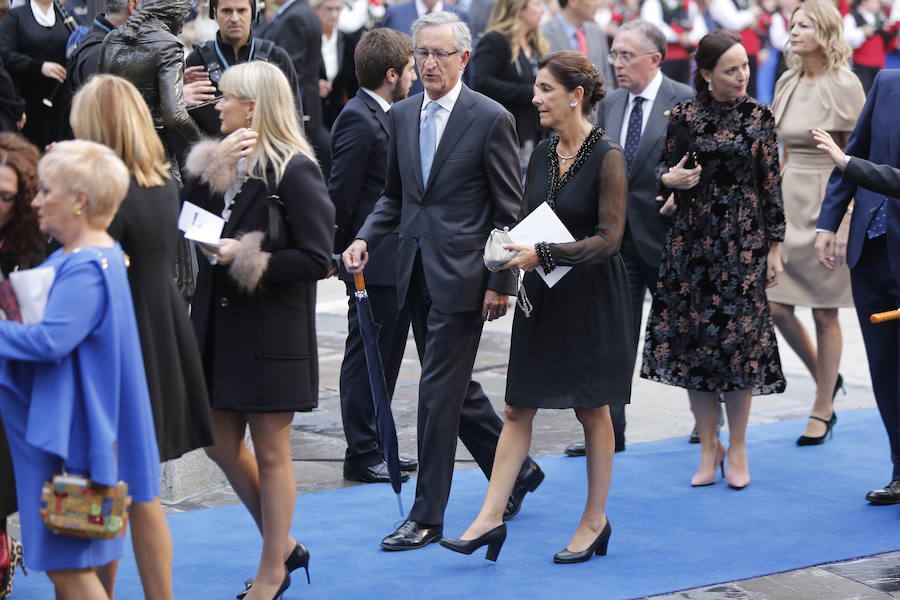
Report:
183,60,334,600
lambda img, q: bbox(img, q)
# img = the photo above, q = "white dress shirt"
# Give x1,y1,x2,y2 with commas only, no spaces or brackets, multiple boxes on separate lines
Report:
708,0,756,31
420,77,462,149
618,70,664,146
362,88,393,113
321,31,339,83
415,0,444,17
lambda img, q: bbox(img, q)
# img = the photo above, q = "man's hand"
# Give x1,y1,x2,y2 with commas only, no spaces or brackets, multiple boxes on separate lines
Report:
342,239,369,273
815,231,838,270
657,193,677,217
482,289,510,322
319,79,332,98
184,79,217,107
184,65,210,85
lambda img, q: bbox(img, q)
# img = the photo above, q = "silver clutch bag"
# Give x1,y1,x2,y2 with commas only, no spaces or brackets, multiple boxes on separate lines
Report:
483,227,517,269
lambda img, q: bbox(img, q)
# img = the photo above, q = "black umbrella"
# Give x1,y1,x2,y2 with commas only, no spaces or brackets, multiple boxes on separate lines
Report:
353,272,404,516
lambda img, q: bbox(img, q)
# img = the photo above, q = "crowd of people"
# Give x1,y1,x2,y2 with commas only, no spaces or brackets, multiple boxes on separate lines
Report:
0,0,898,598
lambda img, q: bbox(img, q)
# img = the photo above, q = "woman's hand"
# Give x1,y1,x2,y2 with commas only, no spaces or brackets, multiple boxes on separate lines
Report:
494,243,540,272
811,128,847,168
41,61,66,83
217,128,258,166
657,193,677,217
661,154,701,190
766,243,783,288
200,239,238,266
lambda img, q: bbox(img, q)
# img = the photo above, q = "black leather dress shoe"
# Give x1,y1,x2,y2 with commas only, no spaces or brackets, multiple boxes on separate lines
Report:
504,459,545,520
565,441,585,457
399,456,418,472
866,480,900,505
380,520,443,551
343,461,410,484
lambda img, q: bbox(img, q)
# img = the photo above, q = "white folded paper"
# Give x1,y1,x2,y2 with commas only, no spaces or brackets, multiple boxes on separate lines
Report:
9,266,55,324
508,202,575,288
178,202,224,247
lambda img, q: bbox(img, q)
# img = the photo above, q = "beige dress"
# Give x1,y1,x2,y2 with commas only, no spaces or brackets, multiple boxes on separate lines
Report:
767,67,866,308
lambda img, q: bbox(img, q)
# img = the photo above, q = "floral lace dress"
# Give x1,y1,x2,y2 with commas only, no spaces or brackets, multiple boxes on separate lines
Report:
640,96,786,394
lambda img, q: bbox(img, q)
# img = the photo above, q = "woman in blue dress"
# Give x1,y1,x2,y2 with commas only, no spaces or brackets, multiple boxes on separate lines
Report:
0,140,161,599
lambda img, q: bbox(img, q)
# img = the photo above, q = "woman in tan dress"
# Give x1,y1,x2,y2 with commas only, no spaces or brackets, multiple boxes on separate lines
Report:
768,0,865,446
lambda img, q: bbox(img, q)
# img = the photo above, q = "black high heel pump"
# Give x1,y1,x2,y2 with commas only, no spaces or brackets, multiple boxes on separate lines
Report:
237,543,310,599
553,520,611,564
796,374,844,446
439,524,507,562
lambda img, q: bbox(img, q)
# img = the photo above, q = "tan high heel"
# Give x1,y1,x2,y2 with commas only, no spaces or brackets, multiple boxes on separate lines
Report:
691,442,726,487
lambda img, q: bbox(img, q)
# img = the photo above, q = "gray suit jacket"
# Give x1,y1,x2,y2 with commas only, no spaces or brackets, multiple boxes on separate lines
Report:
597,75,694,267
356,84,523,313
541,17,615,90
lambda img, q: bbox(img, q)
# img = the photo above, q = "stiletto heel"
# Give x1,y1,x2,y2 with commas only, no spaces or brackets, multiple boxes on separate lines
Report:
833,373,845,399
554,520,611,564
440,523,507,562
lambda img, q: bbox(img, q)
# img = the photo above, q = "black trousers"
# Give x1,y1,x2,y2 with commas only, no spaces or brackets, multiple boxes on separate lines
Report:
617,232,662,451
850,235,900,480
853,64,880,95
406,255,505,525
339,282,411,467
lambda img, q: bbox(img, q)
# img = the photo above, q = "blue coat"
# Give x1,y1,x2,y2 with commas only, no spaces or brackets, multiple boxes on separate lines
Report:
818,69,900,281
0,245,160,571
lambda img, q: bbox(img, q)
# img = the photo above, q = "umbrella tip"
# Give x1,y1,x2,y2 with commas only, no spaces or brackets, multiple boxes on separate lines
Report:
396,494,404,518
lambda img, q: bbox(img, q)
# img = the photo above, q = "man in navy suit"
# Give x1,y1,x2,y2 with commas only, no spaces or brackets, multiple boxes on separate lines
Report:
329,28,419,484
344,12,542,551
817,69,900,505
379,0,467,96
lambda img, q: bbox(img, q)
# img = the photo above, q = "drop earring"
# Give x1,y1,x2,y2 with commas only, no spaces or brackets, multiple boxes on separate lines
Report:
73,206,82,216
569,101,578,108
706,79,713,91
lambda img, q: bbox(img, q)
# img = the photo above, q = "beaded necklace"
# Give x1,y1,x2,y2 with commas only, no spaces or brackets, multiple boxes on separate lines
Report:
545,126,604,210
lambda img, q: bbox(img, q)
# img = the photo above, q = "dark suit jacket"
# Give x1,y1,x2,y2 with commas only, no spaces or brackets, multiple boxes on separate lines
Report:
0,54,24,132
818,69,900,281
597,75,694,267
541,17,615,90
378,2,468,97
844,157,900,200
258,0,324,131
320,30,359,131
329,89,397,286
356,84,523,313
471,30,542,148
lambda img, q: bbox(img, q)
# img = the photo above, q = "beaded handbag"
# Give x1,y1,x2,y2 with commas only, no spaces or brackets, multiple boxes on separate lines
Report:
40,472,131,540
483,227,517,269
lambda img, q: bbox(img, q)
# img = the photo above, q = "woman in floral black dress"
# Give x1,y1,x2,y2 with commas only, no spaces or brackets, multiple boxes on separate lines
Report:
641,31,786,490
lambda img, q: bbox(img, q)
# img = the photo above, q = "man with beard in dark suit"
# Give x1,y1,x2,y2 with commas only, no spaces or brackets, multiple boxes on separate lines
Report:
329,28,418,484
565,21,694,457
343,12,543,551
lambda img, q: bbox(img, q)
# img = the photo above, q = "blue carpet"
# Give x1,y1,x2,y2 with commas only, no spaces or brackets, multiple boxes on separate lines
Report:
13,408,900,600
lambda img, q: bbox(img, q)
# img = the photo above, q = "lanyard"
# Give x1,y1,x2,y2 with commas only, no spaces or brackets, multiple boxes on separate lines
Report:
214,38,256,70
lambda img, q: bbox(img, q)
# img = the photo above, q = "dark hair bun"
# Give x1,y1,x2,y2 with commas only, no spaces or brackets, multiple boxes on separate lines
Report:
538,51,605,116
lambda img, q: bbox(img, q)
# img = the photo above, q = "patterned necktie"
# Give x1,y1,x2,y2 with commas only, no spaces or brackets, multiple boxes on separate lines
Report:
420,101,441,184
867,199,888,239
623,96,644,169
574,28,588,55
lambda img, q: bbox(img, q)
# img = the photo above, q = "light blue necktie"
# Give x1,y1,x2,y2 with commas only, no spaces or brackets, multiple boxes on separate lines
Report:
867,199,888,239
420,101,441,184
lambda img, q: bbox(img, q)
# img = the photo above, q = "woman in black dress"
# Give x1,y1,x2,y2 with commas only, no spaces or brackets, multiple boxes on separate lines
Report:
184,61,334,600
70,74,215,600
441,51,631,564
0,0,70,149
0,132,44,599
472,0,549,170
640,31,786,490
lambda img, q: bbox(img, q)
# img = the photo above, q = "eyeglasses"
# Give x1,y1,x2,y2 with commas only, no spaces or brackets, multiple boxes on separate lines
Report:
413,48,461,62
607,51,656,65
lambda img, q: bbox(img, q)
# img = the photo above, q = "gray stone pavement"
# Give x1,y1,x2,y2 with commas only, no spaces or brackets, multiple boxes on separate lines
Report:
8,278,885,598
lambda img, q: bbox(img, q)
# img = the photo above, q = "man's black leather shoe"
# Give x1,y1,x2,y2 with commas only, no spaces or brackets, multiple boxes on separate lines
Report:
504,459,544,520
565,441,586,457
343,461,410,484
380,520,443,550
866,480,900,505
399,456,418,472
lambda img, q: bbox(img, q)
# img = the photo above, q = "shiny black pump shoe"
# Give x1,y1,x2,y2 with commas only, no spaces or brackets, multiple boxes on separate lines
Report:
237,543,310,599
796,412,837,446
439,524,507,562
553,520,611,564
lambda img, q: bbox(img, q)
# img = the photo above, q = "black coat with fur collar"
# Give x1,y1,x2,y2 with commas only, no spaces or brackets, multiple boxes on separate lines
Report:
183,141,334,412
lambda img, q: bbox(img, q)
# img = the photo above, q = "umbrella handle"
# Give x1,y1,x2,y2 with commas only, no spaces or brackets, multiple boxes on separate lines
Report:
870,309,900,324
354,272,366,292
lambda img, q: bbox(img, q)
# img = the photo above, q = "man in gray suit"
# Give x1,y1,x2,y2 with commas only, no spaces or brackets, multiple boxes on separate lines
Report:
344,11,542,551
565,20,694,456
541,0,615,88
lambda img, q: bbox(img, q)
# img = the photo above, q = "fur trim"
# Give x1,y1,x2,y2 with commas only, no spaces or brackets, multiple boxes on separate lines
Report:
185,140,236,195
229,231,270,293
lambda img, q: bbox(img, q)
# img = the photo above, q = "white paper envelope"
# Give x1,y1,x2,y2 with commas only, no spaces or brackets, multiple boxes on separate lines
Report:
508,202,575,288
9,266,55,324
179,202,224,247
